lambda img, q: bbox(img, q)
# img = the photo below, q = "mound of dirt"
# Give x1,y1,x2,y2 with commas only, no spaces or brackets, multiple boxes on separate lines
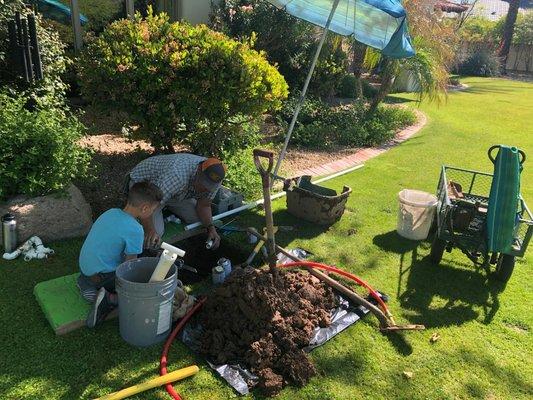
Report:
199,267,337,396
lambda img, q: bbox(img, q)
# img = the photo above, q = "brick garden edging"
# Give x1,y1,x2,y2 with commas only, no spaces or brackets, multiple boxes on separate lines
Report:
295,109,427,177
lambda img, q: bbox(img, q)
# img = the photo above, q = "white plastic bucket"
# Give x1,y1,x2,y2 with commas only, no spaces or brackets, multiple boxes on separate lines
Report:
397,189,438,241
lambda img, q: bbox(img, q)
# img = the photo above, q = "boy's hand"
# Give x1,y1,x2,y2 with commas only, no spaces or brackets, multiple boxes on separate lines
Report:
144,229,160,249
207,226,221,250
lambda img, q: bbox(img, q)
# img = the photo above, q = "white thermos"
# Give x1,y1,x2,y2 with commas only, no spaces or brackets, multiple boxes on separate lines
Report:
2,213,17,253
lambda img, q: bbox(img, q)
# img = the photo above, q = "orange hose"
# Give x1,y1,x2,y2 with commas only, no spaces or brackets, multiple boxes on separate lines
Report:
160,297,206,400
278,262,389,314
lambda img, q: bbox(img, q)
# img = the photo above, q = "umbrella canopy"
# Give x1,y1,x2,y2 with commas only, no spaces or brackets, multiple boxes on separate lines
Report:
267,0,415,58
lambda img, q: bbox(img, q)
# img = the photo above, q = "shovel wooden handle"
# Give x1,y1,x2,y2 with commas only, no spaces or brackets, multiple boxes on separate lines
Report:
253,149,274,180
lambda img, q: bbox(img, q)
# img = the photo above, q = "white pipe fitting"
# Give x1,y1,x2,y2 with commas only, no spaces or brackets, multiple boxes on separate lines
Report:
2,236,54,261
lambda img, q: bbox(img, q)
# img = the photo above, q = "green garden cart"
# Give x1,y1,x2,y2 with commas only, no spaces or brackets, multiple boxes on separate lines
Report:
430,146,532,284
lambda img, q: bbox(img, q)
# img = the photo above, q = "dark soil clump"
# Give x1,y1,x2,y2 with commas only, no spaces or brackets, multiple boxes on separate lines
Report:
199,267,337,396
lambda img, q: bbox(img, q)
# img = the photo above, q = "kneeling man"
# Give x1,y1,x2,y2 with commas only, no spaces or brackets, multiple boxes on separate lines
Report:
128,153,226,250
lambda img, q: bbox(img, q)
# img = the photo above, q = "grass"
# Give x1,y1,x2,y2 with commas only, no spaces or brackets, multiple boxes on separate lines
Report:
1,77,532,399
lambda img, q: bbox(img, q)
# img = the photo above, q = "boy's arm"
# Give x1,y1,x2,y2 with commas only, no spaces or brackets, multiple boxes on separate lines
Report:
140,216,160,248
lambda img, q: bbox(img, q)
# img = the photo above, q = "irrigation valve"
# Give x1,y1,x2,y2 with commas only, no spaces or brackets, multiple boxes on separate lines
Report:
149,242,186,282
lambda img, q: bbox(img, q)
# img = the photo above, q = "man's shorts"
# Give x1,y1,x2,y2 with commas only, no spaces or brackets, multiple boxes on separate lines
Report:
77,272,116,303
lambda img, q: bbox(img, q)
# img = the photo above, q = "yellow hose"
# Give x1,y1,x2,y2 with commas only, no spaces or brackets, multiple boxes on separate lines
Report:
94,365,199,400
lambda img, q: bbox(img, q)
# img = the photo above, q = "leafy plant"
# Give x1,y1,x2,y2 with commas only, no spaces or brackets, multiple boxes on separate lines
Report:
79,9,288,155
45,0,124,46
0,0,70,107
221,147,262,199
364,0,454,113
338,74,358,98
458,17,499,44
211,0,348,95
285,98,416,150
457,48,501,76
0,92,90,200
337,74,377,99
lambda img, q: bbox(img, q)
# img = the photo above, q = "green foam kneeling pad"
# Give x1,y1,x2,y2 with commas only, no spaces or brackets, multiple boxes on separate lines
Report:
34,273,116,335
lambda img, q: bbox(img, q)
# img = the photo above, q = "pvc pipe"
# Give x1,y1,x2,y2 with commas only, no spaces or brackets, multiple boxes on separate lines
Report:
149,242,185,282
93,366,199,400
312,164,365,184
2,236,54,261
184,163,364,231
161,242,186,258
149,250,177,282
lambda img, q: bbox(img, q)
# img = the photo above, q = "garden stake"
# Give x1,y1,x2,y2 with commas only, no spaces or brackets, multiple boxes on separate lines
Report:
253,149,278,277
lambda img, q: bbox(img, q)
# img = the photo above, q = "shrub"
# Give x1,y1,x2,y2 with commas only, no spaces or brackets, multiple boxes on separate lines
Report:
211,0,348,95
457,48,500,76
79,10,288,155
222,147,262,199
287,99,416,150
338,75,358,98
44,0,124,47
0,92,90,200
0,0,70,107
276,95,325,126
337,75,377,99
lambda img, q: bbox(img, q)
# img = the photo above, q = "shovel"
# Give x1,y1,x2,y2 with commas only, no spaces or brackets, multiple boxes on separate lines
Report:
253,149,278,276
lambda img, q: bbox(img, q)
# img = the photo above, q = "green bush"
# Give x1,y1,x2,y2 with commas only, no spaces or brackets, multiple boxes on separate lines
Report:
0,93,90,200
0,0,70,107
211,0,348,95
338,75,358,98
222,148,262,199
457,48,500,77
79,10,288,155
47,0,124,47
276,95,325,126
337,75,378,99
287,99,416,150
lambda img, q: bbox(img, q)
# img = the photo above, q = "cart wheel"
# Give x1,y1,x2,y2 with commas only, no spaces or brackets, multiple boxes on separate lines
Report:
430,235,446,265
494,254,515,283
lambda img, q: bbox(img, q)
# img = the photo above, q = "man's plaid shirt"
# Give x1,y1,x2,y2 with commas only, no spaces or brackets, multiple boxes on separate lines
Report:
129,153,217,205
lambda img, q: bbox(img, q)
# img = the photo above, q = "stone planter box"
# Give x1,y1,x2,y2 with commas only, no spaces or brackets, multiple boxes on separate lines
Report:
0,184,92,244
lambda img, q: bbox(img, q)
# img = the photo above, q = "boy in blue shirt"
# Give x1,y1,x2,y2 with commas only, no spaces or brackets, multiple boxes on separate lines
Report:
77,181,163,328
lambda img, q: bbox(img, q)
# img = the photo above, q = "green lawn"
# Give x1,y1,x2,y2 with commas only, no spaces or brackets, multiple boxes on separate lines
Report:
1,77,532,399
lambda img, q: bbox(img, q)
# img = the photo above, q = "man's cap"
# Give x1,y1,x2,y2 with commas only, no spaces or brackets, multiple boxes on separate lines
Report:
199,158,226,191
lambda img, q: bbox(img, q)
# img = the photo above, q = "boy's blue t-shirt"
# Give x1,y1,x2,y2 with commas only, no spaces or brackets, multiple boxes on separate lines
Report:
79,208,144,276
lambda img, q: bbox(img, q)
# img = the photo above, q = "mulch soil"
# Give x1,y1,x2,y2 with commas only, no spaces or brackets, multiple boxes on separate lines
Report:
198,266,338,396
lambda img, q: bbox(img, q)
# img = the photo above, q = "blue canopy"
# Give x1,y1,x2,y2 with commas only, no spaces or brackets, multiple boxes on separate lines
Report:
267,0,415,58
33,0,89,25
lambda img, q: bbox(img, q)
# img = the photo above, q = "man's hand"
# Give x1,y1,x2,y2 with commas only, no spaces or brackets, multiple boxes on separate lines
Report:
207,225,221,250
144,228,161,249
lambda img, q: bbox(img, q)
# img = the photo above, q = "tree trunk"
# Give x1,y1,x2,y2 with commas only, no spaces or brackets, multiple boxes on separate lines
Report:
368,59,397,115
351,42,366,99
497,0,520,73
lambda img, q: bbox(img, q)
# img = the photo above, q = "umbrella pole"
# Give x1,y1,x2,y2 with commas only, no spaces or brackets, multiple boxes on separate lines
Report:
271,0,341,185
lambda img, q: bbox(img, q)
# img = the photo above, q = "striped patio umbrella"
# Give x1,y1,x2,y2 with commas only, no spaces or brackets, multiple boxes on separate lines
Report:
267,0,415,178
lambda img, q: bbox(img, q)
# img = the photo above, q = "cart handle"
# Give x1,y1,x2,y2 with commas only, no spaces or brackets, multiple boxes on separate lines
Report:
253,149,274,178
488,145,526,165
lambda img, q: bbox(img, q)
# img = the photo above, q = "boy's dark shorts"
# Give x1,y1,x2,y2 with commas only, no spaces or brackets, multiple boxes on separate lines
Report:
77,272,116,303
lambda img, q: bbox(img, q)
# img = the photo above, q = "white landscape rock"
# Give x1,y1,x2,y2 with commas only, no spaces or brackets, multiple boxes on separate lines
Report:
0,184,92,244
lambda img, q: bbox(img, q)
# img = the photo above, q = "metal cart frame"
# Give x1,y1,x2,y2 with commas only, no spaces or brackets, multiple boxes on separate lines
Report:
430,165,533,283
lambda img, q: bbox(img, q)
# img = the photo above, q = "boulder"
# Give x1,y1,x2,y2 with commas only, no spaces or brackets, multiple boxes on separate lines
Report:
0,184,92,244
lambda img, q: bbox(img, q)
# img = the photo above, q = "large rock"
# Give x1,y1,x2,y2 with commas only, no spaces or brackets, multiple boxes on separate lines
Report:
0,184,92,244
